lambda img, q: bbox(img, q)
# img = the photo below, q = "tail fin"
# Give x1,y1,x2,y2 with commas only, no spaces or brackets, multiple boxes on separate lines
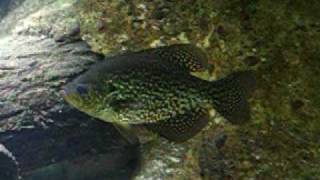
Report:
210,71,256,124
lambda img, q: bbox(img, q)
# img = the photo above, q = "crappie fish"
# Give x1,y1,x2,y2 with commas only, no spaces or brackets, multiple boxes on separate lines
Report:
62,44,255,142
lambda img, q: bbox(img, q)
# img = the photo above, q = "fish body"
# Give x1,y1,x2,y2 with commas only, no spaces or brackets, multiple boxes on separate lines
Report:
63,44,255,142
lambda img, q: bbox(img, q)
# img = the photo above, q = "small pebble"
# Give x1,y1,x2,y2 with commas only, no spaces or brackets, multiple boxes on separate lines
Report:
291,99,304,110
68,21,80,37
54,34,66,42
244,56,260,66
216,25,225,35
152,9,165,20
214,133,227,149
96,20,105,31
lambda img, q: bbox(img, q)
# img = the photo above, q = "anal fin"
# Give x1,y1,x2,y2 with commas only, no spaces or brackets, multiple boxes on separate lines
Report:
144,109,209,142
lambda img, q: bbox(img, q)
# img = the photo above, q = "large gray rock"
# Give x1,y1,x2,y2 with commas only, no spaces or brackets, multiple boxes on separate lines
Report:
0,0,140,179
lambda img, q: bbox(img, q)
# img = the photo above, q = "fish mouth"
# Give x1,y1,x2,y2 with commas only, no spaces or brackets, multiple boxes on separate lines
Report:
60,88,68,98
60,86,86,111
60,87,83,107
60,88,76,104
60,87,76,100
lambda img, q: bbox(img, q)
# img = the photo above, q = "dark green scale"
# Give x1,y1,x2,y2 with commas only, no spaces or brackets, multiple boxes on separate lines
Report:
108,71,208,120
63,44,256,142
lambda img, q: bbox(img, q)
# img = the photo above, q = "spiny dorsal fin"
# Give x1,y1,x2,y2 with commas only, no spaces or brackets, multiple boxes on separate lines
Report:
144,108,209,142
150,44,209,72
75,44,209,84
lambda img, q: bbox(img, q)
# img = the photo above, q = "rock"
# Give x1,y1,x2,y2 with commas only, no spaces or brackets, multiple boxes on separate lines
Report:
152,9,166,20
216,25,225,35
199,131,228,180
0,0,140,179
0,0,10,19
244,56,260,66
1,113,140,179
54,21,81,42
96,20,105,31
291,99,304,110
68,21,81,37
0,144,18,180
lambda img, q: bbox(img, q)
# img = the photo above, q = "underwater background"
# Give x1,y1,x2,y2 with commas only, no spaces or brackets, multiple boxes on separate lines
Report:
0,0,319,179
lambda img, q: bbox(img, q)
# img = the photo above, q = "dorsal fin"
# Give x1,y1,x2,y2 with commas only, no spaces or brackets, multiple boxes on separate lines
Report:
149,44,209,72
73,44,209,85
144,108,209,142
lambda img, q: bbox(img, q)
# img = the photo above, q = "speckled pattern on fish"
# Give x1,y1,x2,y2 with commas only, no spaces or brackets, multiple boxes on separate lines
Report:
63,44,256,142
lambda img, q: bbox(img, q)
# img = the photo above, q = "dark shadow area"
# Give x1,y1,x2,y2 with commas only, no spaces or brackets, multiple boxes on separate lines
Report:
0,0,10,19
0,149,17,180
0,0,26,20
0,107,141,180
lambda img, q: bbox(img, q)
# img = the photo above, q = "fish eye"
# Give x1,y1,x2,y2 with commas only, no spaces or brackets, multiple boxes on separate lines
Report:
76,85,88,96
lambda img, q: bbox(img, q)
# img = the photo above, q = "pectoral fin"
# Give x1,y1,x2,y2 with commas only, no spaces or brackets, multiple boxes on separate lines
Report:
113,123,139,145
144,109,209,142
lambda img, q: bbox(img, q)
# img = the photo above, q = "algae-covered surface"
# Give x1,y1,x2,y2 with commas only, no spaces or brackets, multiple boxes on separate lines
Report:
75,0,320,179
1,0,318,179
